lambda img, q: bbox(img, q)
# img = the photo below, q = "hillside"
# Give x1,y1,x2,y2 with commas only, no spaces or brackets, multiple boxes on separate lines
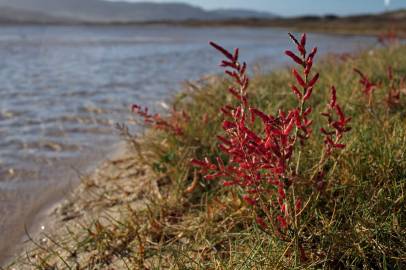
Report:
0,6,70,23
166,9,406,38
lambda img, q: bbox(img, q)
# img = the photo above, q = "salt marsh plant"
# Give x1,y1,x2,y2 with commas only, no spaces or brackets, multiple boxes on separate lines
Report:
128,33,405,269
192,33,351,262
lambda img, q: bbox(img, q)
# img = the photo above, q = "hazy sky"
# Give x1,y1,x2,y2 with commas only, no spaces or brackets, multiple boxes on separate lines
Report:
108,0,406,16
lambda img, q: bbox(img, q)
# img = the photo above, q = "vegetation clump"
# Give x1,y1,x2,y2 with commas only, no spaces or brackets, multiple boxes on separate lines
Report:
7,33,406,269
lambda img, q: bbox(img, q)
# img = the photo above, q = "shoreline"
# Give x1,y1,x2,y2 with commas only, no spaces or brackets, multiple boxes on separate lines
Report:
4,143,160,268
0,142,128,267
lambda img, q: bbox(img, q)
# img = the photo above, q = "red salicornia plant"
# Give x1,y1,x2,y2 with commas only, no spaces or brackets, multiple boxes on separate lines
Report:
354,68,378,105
192,33,351,258
321,86,352,156
354,65,405,111
377,30,399,47
385,66,405,109
132,104,188,137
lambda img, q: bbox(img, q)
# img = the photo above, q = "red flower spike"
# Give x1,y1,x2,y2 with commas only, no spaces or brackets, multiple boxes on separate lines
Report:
321,85,351,156
233,48,239,62
240,62,247,74
304,59,313,76
228,87,242,100
250,108,270,123
334,143,346,149
277,215,288,229
205,158,214,167
243,195,256,206
256,217,268,229
209,41,234,61
308,47,318,60
303,107,312,116
334,104,345,122
132,104,185,136
298,45,305,56
292,68,306,88
279,110,286,119
283,116,296,135
191,159,207,167
278,186,286,199
285,50,304,66
303,87,313,101
287,32,306,56
225,70,241,84
290,84,303,99
223,181,234,187
308,73,319,88
295,116,302,128
304,119,313,127
354,68,377,96
221,60,237,68
281,203,287,215
288,32,300,47
300,33,306,48
295,198,302,213
222,120,236,130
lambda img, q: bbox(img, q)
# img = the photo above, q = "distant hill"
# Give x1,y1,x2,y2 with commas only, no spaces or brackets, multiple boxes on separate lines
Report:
0,6,69,23
0,0,278,24
210,8,276,20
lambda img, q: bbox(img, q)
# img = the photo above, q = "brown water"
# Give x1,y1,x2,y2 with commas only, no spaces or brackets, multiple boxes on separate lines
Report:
0,25,376,263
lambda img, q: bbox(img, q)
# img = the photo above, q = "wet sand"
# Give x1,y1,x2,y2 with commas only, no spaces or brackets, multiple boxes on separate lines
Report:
0,145,115,265
3,145,160,268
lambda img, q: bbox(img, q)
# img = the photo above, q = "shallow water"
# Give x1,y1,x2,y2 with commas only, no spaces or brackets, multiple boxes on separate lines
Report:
0,25,376,263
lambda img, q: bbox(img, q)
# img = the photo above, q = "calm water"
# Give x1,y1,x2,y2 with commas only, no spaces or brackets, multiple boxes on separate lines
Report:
0,25,376,263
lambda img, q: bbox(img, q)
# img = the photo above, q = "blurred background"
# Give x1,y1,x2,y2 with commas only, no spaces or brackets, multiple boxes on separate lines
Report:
0,0,405,264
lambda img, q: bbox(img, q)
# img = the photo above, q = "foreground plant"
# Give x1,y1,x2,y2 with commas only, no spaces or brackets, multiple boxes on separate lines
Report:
192,33,351,263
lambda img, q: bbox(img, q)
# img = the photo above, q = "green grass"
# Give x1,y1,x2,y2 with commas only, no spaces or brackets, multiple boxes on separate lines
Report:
7,44,406,269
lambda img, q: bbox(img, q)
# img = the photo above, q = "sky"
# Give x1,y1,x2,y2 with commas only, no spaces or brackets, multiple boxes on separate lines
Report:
108,0,406,16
